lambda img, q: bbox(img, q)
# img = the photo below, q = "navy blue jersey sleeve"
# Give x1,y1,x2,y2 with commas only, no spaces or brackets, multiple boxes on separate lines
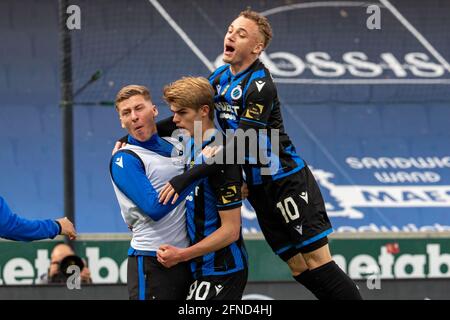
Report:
169,162,222,195
110,151,195,221
156,116,178,137
239,79,276,130
209,164,242,211
0,196,59,241
169,136,244,196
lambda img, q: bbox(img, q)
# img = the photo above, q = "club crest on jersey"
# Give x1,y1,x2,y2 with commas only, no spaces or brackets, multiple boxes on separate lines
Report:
230,85,242,100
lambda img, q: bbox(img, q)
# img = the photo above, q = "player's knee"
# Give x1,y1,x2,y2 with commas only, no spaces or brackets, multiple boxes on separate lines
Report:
303,244,333,270
287,253,309,276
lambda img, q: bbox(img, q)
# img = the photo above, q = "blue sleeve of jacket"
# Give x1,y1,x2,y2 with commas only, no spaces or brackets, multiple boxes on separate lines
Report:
0,196,60,241
110,151,196,221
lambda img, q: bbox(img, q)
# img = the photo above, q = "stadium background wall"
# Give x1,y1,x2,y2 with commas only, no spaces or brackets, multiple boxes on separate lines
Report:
1,236,450,299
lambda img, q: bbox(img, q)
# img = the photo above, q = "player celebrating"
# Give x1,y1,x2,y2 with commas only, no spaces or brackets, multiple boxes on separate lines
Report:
110,85,196,300
157,77,247,300
160,10,362,300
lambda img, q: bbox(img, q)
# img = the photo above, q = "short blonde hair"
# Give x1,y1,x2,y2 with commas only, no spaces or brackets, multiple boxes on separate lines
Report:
115,85,152,109
163,77,215,120
239,9,273,49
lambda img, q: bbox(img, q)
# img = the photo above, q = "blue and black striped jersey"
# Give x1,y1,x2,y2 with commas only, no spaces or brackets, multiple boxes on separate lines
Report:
209,59,305,185
184,132,248,278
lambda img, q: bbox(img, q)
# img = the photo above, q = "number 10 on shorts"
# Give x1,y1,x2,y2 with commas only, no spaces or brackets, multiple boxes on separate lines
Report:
276,196,300,223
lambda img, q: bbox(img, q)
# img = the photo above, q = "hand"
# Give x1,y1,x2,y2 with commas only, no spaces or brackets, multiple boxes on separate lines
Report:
158,182,179,205
112,141,127,155
80,265,92,284
56,217,77,240
201,145,218,159
157,244,184,268
241,182,249,199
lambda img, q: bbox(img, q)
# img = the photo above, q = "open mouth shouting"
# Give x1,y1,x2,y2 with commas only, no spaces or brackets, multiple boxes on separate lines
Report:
224,43,236,58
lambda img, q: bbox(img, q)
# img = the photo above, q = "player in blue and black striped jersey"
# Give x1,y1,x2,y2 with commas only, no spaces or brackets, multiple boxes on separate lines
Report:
159,10,362,300
156,77,247,300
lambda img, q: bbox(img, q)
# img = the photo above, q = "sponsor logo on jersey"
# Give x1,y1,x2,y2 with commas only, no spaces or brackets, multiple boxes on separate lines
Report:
215,102,239,121
115,156,123,168
294,224,303,235
299,191,308,204
215,284,224,296
244,102,264,120
221,185,238,204
255,80,266,92
220,84,231,97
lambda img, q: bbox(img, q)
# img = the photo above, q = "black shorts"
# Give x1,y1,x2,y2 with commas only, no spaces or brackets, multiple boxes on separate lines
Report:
127,255,192,300
247,165,333,261
186,269,248,300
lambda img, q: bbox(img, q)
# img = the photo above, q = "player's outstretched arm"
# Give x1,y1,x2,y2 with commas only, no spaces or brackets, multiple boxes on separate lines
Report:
0,196,73,241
